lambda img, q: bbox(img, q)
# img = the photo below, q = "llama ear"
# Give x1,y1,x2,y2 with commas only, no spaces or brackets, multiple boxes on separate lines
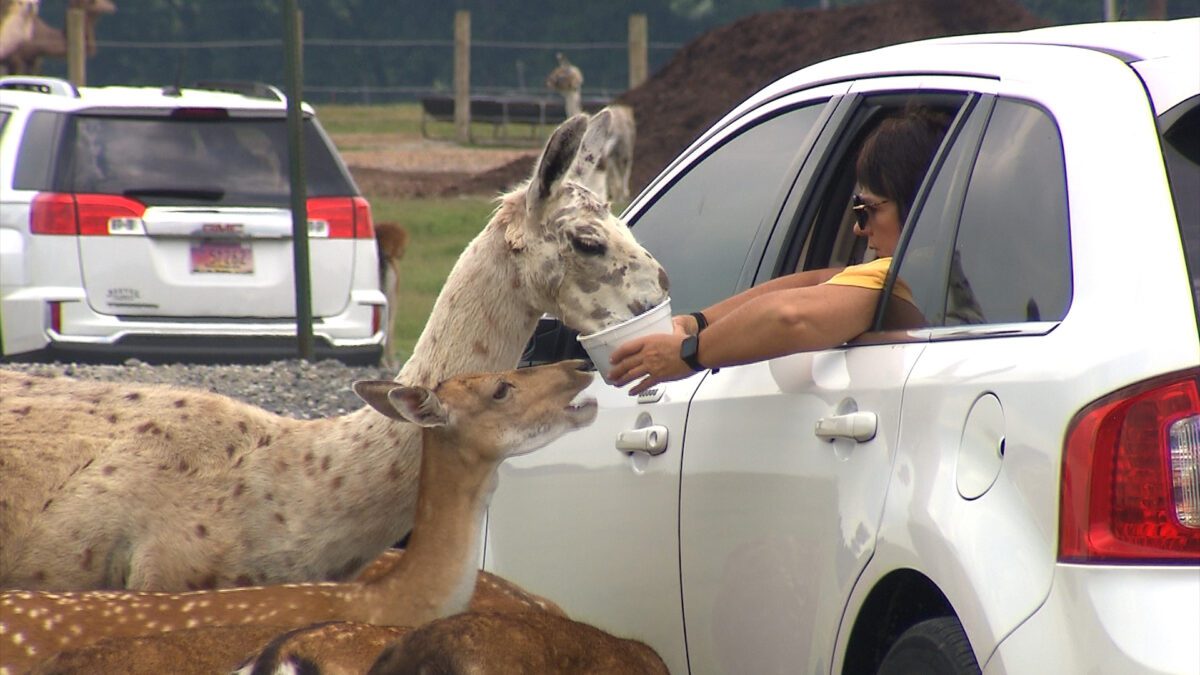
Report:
525,113,588,214
387,387,449,428
567,108,613,200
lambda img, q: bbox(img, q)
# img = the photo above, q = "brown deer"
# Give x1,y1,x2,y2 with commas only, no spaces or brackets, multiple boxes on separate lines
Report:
0,110,668,593
0,360,599,673
374,221,410,369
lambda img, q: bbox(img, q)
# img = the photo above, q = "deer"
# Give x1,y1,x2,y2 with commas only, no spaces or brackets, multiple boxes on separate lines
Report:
0,359,600,674
0,110,669,594
374,220,410,369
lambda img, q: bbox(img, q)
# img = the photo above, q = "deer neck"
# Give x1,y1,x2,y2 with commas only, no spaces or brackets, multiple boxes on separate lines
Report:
396,197,542,388
350,431,497,626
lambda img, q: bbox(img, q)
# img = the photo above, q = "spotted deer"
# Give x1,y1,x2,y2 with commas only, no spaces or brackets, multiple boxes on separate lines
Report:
1,360,599,673
0,110,668,593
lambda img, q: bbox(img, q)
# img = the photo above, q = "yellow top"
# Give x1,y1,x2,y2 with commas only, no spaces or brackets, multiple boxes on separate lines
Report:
823,257,914,304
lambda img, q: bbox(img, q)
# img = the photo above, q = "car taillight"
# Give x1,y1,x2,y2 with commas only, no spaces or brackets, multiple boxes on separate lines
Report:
1060,369,1200,563
307,196,374,239
30,193,146,236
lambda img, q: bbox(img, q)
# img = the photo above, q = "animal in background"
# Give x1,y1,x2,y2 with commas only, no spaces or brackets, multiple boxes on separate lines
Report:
1,0,115,75
374,221,410,369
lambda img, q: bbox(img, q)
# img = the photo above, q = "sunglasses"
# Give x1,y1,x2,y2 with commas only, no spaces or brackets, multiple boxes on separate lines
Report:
851,194,890,229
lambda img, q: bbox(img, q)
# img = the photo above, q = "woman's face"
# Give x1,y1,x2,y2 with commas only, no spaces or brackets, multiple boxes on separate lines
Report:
852,188,902,258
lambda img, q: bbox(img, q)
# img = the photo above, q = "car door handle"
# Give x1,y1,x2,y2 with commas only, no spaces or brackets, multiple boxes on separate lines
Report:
616,425,669,456
815,412,877,442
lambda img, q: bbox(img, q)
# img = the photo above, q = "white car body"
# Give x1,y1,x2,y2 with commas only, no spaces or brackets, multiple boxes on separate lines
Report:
0,77,385,363
487,20,1200,674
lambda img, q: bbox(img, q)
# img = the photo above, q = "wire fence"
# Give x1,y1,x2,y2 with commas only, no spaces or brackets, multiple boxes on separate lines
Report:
87,35,683,104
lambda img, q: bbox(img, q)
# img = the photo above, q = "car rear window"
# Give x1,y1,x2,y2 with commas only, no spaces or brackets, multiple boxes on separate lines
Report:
1160,96,1200,322
60,115,356,207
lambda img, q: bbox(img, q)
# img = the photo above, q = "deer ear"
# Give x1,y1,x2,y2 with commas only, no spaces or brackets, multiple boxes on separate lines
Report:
567,108,613,200
525,113,588,214
352,380,409,421
387,387,449,427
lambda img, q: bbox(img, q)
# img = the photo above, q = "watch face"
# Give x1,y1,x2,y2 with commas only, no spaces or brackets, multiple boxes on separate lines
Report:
680,334,703,371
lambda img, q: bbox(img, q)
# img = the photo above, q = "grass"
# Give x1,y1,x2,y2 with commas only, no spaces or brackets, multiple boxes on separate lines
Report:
315,101,553,149
369,194,499,365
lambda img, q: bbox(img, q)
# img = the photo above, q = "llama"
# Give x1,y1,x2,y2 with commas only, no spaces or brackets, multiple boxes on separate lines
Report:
1,0,115,75
544,56,636,205
0,0,38,62
0,110,669,593
374,221,410,369
0,359,600,673
546,51,584,117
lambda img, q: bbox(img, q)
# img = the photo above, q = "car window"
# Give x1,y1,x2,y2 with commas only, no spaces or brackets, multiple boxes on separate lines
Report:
0,110,10,139
1159,96,1200,316
946,99,1070,325
889,98,1070,328
62,116,356,207
630,103,827,314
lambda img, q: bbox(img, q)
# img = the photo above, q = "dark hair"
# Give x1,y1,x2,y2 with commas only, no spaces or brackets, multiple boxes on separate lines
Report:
855,106,951,223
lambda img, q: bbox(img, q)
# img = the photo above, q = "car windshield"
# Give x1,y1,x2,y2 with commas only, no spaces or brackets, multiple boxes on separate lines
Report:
64,115,355,207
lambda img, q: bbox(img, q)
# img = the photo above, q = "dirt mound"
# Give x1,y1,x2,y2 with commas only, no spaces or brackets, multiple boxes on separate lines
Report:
617,0,1044,194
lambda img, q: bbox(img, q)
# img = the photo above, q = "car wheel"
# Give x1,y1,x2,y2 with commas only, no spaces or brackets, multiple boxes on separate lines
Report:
877,616,980,675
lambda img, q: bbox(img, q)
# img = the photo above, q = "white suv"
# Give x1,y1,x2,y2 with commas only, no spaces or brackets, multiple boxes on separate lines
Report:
0,77,385,364
490,20,1199,674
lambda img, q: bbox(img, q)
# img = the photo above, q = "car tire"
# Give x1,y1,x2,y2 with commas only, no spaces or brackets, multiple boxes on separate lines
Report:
877,616,981,675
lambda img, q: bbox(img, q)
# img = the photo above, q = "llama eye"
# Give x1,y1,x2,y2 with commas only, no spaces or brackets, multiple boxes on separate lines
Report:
570,236,606,256
493,381,512,400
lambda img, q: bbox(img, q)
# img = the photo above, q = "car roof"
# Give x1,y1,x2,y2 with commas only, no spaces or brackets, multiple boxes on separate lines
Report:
738,19,1198,119
0,77,315,115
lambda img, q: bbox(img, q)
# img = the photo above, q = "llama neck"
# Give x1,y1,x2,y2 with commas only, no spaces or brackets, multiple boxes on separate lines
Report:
350,432,496,626
563,89,582,117
397,198,542,388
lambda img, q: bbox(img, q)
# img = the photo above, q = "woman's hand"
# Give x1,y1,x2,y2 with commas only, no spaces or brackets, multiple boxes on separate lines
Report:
608,321,696,395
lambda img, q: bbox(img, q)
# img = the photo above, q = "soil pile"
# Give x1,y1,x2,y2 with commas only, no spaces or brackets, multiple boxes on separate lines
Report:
617,0,1044,194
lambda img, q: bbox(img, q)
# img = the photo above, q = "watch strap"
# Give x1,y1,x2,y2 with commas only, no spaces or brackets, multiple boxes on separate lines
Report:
680,334,705,372
689,311,709,333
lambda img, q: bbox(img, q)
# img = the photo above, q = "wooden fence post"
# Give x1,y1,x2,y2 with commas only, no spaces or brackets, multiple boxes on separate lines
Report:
67,8,86,86
628,13,647,90
454,10,471,144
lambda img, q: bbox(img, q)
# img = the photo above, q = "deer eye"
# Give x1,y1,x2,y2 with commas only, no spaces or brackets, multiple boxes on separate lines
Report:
570,236,606,256
493,381,513,400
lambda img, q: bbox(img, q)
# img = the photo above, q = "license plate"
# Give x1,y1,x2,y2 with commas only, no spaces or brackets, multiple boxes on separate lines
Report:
191,241,253,274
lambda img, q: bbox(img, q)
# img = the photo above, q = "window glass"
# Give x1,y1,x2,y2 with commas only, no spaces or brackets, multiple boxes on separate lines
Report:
64,116,355,206
888,101,990,327
893,98,1070,328
1160,98,1200,313
631,103,826,313
950,99,1070,324
0,110,10,139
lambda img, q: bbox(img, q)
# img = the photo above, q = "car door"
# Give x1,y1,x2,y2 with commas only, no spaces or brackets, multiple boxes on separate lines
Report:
483,88,842,675
677,78,993,674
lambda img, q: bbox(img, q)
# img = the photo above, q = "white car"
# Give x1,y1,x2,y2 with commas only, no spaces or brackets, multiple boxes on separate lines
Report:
490,19,1199,674
0,77,385,364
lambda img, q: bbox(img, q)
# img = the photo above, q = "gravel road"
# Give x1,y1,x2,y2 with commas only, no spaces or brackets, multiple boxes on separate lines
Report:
1,359,398,420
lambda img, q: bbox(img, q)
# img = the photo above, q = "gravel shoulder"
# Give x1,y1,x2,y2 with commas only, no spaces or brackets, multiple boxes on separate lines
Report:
2,359,398,420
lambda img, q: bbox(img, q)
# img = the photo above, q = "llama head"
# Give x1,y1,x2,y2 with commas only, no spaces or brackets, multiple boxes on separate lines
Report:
353,359,598,460
508,112,668,335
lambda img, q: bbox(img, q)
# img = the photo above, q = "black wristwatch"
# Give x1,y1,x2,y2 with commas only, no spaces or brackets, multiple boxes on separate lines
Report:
679,334,705,372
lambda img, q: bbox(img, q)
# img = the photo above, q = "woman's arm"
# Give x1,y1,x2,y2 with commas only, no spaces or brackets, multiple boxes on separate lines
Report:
610,282,879,395
677,267,844,335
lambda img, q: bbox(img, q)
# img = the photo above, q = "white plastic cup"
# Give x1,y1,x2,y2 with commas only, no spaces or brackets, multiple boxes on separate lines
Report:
577,297,673,383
